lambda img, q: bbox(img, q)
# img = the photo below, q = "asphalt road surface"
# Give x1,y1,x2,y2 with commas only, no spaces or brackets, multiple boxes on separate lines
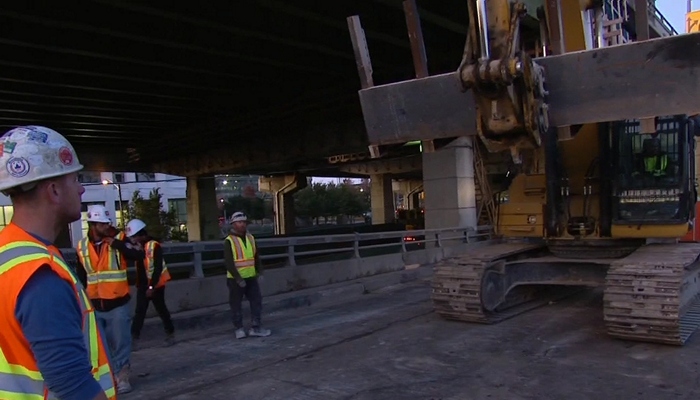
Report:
124,281,700,400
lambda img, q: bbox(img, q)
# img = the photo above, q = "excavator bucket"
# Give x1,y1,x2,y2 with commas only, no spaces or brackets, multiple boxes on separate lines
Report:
357,32,700,147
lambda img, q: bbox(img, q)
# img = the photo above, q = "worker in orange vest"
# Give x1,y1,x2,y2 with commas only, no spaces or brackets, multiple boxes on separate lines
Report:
0,126,116,399
75,204,144,395
126,218,175,347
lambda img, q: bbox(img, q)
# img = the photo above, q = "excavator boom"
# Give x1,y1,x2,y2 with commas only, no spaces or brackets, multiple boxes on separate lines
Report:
358,32,700,147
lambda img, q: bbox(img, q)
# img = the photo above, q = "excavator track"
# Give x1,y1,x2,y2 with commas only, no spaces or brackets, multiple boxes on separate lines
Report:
431,242,580,324
604,243,700,345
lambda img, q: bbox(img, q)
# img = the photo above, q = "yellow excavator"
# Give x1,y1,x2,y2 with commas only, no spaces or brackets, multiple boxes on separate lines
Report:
348,0,700,345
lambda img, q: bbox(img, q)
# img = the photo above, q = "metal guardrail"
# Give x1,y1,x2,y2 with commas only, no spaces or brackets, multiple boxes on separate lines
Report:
61,226,493,278
648,1,678,36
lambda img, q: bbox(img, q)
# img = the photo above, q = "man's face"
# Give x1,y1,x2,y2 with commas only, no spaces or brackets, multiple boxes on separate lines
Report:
233,220,247,234
132,233,147,245
49,172,85,224
90,222,111,238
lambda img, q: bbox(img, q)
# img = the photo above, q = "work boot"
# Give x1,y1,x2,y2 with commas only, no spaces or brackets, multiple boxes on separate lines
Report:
164,332,175,347
234,328,247,339
248,327,271,337
116,366,133,394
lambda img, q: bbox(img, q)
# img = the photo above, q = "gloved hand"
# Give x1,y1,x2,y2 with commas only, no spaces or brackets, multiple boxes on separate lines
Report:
237,278,246,288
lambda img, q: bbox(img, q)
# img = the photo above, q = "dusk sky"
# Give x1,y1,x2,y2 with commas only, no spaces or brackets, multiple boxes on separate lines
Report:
657,1,689,33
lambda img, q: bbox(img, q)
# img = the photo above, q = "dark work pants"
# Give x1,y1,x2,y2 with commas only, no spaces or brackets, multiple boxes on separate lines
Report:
227,277,263,329
131,286,174,338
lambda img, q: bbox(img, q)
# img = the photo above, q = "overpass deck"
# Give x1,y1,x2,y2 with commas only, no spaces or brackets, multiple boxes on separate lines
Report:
1,1,467,175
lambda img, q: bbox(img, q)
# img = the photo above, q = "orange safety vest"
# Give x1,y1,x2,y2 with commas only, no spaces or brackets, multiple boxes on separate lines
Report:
144,240,170,288
0,223,116,399
76,232,129,300
225,233,257,279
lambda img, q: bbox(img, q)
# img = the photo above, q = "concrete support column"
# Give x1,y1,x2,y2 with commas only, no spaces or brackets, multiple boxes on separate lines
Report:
259,174,307,235
422,137,477,230
186,176,221,241
392,179,423,210
370,174,394,224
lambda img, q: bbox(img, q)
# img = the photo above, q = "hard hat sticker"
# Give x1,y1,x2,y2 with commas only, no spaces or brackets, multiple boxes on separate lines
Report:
27,130,48,143
59,147,74,166
6,157,30,178
1,141,17,154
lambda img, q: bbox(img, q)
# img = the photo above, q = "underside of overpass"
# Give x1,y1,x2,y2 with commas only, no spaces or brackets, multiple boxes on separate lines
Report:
0,0,470,176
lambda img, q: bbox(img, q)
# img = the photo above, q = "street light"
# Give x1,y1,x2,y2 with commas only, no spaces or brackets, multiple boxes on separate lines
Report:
102,179,125,229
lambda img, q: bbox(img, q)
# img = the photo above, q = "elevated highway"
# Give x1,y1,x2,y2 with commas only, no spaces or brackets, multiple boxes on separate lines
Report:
0,0,470,176
2,1,679,238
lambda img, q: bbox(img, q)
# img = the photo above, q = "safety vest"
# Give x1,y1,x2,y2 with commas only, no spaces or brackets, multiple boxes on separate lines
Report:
225,233,257,279
644,154,668,176
144,240,170,288
76,234,129,300
0,223,116,399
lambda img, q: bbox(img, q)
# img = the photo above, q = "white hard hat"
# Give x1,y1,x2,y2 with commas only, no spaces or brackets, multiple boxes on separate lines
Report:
87,205,111,224
0,126,83,195
230,212,248,223
125,219,146,237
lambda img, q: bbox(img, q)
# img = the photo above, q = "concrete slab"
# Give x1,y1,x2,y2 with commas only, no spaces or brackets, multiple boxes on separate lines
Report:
123,283,700,400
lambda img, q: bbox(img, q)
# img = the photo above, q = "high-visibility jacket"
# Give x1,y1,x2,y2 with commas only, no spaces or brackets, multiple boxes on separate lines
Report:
144,240,170,288
225,233,257,279
76,232,129,300
0,223,116,399
644,154,668,176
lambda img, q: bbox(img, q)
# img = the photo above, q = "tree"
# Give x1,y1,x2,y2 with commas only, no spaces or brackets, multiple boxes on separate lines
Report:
294,182,370,223
295,185,322,224
126,188,179,241
223,195,269,222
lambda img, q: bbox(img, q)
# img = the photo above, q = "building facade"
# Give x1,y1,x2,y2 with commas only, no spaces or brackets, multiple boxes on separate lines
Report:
0,171,188,246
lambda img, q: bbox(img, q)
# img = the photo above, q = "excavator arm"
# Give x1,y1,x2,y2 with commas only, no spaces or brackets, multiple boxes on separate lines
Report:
349,0,700,160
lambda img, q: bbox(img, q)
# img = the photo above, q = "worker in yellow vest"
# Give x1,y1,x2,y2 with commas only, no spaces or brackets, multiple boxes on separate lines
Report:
126,218,175,347
224,211,271,339
75,204,144,394
0,126,116,399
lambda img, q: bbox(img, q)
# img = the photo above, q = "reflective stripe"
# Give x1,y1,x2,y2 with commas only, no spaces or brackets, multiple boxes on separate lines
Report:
77,238,121,274
86,270,127,283
0,242,51,276
0,243,116,399
0,371,45,398
145,241,168,280
226,234,256,279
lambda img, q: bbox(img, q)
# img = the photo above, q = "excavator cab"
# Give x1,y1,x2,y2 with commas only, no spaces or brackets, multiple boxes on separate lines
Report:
612,116,695,224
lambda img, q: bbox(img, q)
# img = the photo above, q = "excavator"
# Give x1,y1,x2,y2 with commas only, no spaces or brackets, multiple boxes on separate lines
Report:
347,0,700,345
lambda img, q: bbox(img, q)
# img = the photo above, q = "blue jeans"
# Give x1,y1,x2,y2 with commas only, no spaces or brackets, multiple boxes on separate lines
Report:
95,303,132,374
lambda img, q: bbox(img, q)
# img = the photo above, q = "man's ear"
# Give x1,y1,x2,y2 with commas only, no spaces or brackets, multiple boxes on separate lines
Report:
42,179,61,204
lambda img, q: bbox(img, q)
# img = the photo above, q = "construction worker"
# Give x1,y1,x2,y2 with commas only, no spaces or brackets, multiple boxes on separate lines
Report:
126,218,175,347
224,211,271,339
641,136,669,176
75,204,144,394
0,126,115,399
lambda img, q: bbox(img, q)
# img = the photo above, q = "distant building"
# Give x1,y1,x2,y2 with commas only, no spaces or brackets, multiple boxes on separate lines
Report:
0,171,187,246
215,174,267,200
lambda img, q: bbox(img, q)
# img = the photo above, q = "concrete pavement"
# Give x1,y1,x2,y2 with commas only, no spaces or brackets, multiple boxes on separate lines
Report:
124,280,700,400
